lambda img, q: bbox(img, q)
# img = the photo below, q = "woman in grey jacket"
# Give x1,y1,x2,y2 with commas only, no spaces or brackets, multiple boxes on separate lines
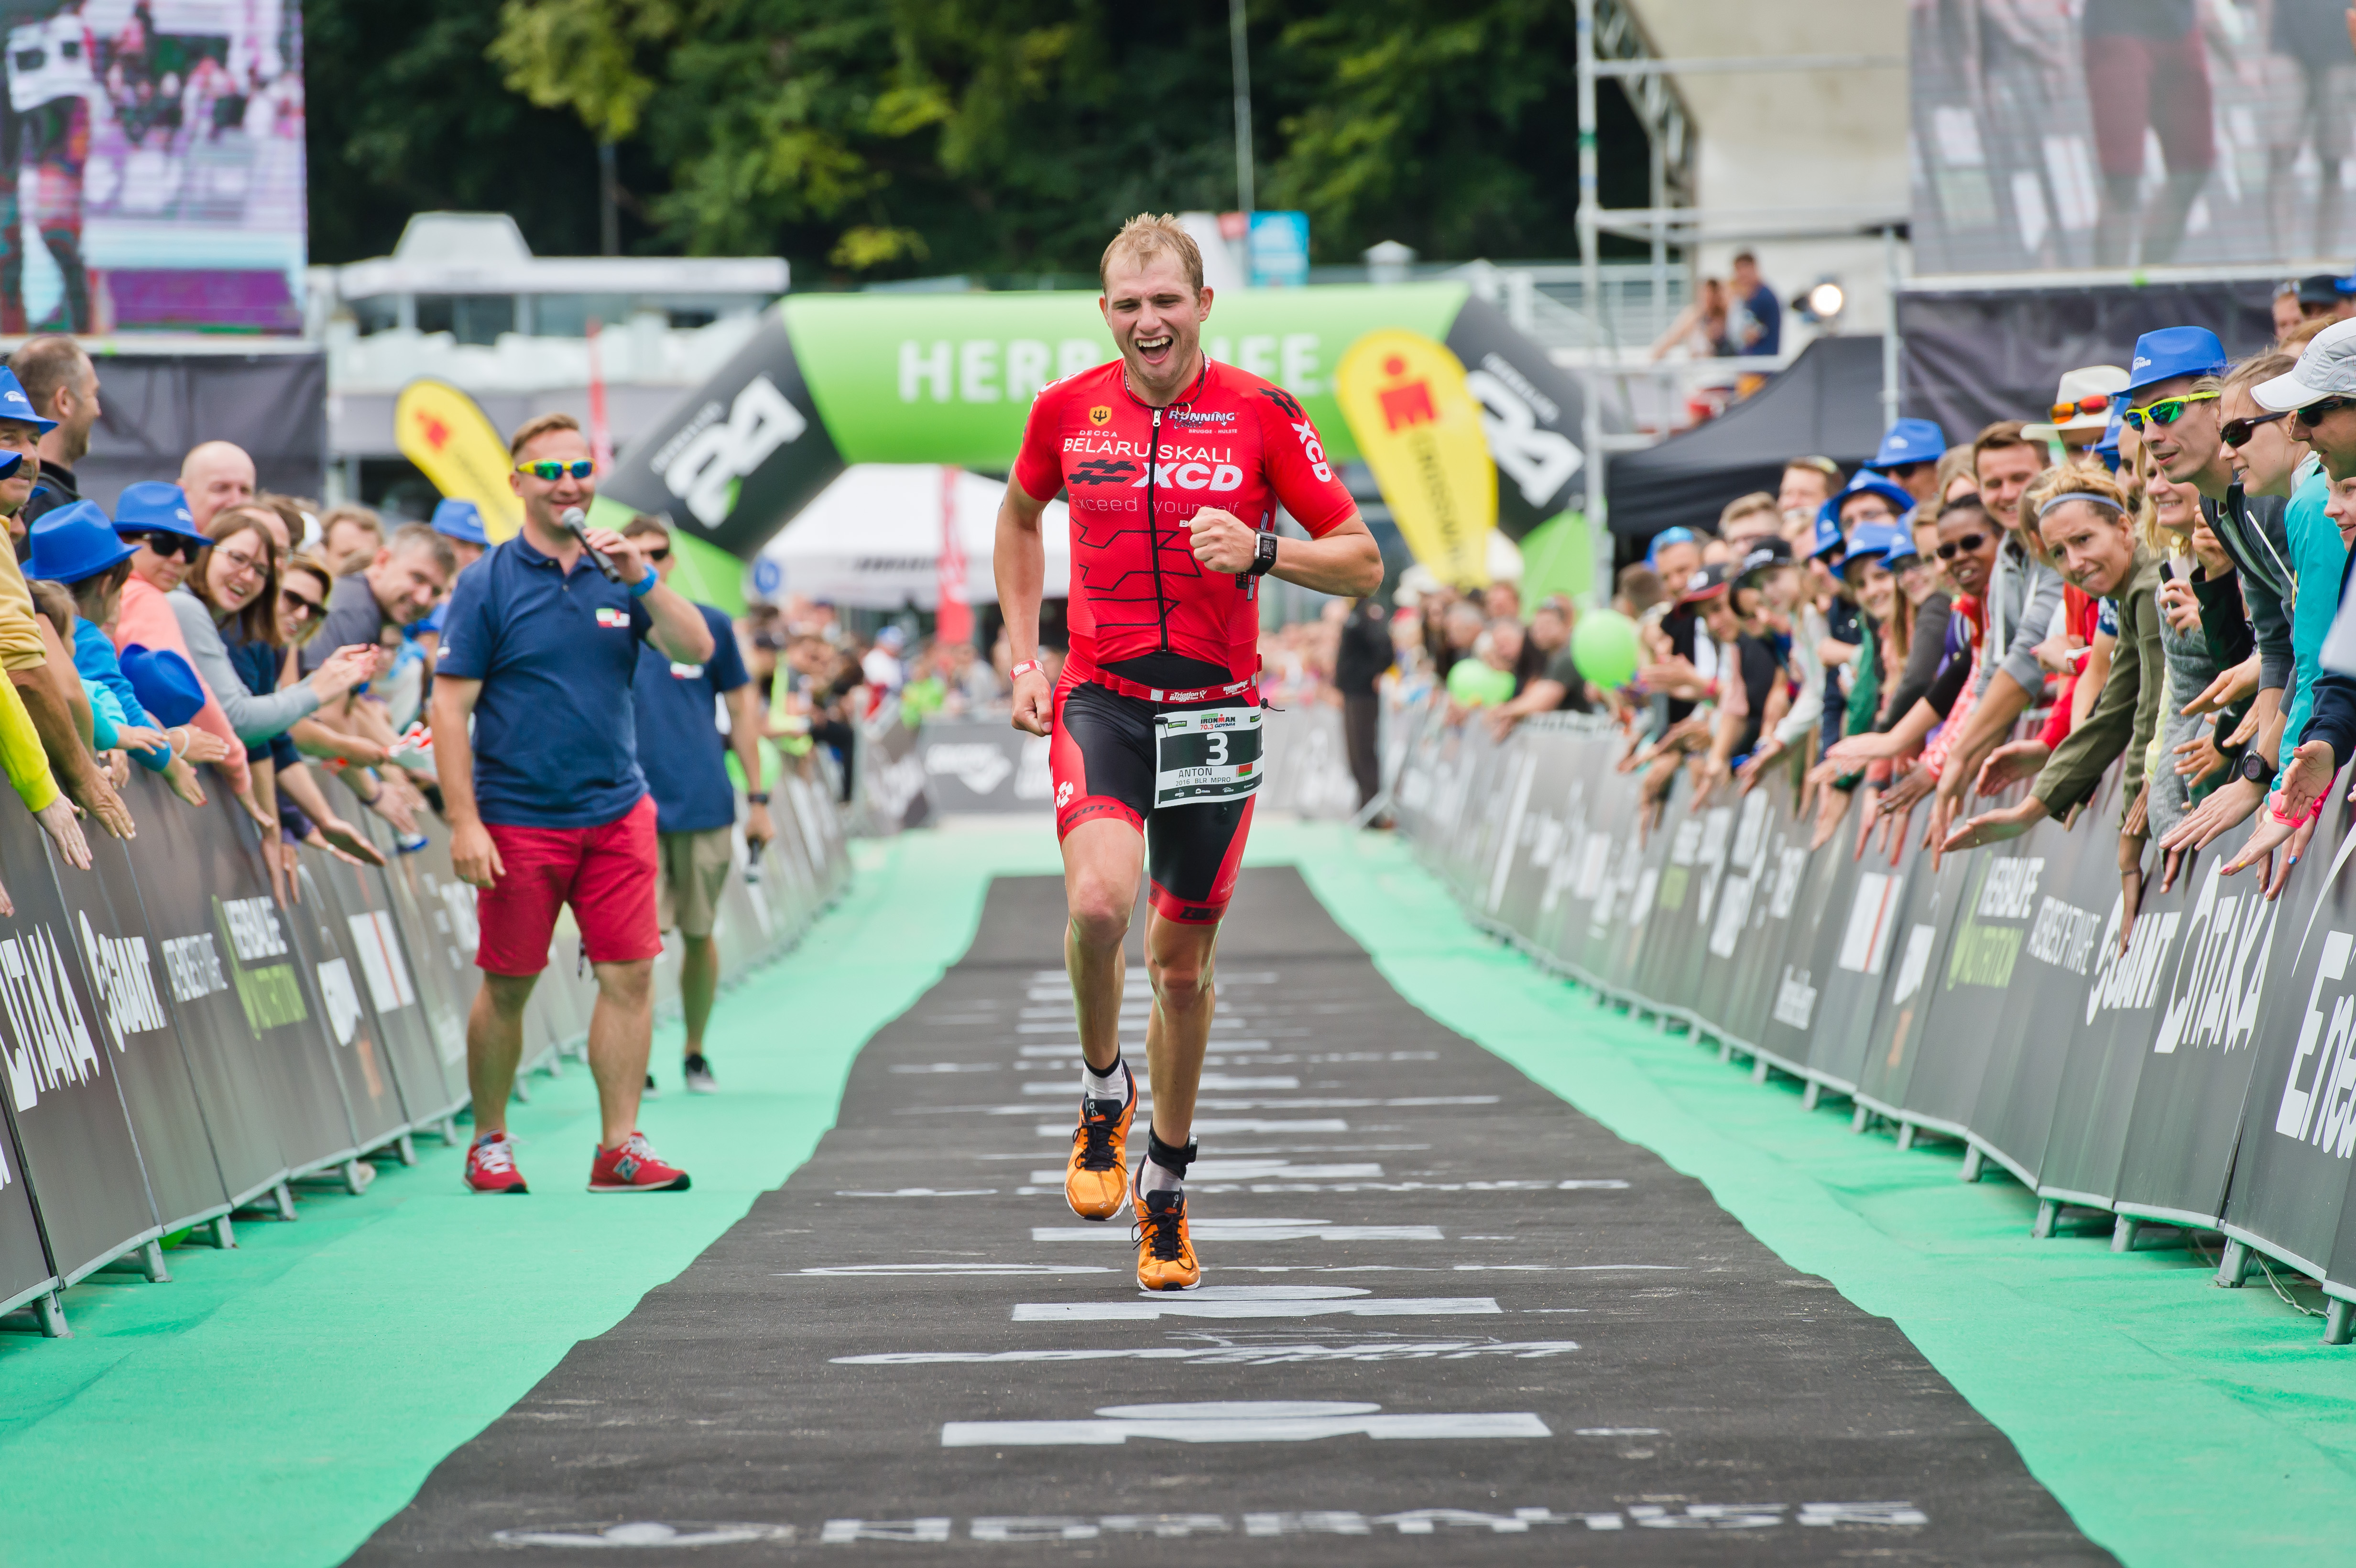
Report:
168,512,373,743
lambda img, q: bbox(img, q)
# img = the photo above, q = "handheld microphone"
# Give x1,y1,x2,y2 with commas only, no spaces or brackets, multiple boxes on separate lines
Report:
561,506,627,583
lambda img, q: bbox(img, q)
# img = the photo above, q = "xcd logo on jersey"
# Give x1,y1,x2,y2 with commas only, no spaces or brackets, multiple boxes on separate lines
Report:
1129,461,1244,492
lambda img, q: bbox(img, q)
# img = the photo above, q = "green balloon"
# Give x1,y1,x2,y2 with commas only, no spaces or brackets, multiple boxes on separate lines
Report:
1571,609,1641,689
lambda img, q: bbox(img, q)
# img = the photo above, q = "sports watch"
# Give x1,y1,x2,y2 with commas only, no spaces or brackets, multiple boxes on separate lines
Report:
1248,531,1279,576
2240,749,2277,786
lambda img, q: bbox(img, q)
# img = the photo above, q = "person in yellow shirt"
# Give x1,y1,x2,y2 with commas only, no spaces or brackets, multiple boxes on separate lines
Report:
0,365,130,851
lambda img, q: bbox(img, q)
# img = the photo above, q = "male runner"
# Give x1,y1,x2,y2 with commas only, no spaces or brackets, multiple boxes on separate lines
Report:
995,214,1383,1291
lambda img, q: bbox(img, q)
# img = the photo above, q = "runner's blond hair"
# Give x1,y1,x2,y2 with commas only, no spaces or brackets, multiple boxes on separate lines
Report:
1101,214,1204,294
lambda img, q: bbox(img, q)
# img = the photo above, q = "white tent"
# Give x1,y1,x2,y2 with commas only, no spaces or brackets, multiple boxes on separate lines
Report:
756,465,1071,609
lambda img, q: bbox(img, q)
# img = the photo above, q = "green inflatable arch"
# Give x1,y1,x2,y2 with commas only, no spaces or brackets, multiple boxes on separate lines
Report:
597,283,1598,611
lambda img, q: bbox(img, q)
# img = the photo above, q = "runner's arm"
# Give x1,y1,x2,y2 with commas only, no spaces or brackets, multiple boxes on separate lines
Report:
996,480,1053,736
1187,508,1382,596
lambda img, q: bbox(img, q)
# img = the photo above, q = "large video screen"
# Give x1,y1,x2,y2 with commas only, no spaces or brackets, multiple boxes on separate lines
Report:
0,0,305,334
1911,0,2356,274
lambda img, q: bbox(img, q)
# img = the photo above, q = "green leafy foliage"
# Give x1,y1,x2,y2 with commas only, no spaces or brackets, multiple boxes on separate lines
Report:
307,0,1647,274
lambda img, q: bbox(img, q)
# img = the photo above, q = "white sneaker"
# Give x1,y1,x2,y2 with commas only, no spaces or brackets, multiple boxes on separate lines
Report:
684,1055,717,1094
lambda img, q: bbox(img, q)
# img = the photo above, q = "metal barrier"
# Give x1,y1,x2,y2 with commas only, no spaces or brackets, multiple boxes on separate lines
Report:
1391,694,2356,1345
0,768,851,1338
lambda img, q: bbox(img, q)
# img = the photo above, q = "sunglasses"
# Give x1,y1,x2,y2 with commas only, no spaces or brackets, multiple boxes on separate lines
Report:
2122,390,2219,431
2295,395,2356,425
1936,532,1989,560
642,545,670,562
130,531,204,563
2049,393,2113,422
280,588,324,618
1881,462,1925,480
515,459,595,481
2222,409,2291,448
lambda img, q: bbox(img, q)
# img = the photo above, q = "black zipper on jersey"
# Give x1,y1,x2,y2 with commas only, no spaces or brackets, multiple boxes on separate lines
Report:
1147,405,1170,653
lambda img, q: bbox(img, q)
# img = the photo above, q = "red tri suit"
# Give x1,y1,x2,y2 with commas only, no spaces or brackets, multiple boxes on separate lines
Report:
1013,357,1360,922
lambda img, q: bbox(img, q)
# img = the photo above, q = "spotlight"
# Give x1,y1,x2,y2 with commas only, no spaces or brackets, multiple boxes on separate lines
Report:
1800,279,1845,324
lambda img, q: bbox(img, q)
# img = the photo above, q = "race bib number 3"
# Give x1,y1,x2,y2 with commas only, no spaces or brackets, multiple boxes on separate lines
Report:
1154,705,1264,808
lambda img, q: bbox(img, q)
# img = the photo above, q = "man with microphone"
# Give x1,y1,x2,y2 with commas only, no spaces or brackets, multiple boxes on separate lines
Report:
432,413,716,1194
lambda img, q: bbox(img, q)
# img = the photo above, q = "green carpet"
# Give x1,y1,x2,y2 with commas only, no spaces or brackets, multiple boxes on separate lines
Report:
1279,822,2356,1567
6,817,2353,1566
0,827,1063,1568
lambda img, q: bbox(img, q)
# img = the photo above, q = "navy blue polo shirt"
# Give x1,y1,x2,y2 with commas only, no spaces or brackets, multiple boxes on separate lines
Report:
436,534,653,828
631,603,749,835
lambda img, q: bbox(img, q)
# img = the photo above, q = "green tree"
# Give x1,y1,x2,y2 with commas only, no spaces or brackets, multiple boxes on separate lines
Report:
307,0,1646,273
307,0,640,262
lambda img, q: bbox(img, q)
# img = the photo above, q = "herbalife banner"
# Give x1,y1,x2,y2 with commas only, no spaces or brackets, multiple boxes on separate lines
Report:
1391,694,2356,1324
600,286,1593,561
0,762,853,1335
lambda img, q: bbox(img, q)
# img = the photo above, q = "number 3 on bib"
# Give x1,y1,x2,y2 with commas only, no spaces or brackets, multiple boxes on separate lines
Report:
1154,706,1265,809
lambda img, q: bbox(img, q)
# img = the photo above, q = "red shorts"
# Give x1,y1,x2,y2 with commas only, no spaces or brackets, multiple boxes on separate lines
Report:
474,795,662,976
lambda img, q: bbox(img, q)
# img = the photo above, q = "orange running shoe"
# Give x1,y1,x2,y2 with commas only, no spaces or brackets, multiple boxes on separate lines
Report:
1063,1065,1134,1221
1132,1186,1200,1291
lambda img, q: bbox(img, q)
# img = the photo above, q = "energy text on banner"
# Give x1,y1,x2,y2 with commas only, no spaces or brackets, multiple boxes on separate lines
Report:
1334,329,1496,588
393,380,528,543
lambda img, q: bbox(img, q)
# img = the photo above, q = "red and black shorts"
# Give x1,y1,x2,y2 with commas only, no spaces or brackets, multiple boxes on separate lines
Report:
1049,671,1256,925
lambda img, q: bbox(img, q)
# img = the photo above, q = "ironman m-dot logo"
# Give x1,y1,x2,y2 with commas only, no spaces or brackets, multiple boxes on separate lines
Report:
652,374,807,527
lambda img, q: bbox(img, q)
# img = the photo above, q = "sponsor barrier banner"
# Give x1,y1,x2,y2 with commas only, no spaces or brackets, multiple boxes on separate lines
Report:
0,796,159,1284
0,750,851,1331
72,833,232,1232
116,770,288,1207
283,851,414,1153
152,789,358,1177
2219,796,2356,1276
916,721,1052,815
1968,784,2121,1186
1398,694,2356,1305
2110,815,2302,1231
0,1097,55,1315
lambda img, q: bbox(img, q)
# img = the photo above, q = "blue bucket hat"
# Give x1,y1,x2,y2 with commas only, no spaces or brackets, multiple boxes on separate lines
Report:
430,497,488,546
0,365,57,436
1808,508,1845,561
118,645,206,727
2125,326,2227,396
1864,418,1945,471
1839,521,1913,578
27,501,134,584
1645,525,1697,567
113,481,207,544
1820,472,1915,529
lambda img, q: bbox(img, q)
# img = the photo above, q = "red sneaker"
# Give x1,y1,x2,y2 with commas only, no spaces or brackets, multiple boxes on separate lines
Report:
464,1132,528,1194
588,1132,691,1192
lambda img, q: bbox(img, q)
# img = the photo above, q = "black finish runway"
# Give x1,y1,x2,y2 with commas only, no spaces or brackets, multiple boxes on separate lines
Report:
353,870,2111,1563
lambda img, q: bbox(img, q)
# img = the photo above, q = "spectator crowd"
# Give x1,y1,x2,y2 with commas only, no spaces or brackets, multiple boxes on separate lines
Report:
1577,292,2356,943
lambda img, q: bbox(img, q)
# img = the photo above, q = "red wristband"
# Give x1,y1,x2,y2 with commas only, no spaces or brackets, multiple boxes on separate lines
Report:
2269,788,2325,828
1009,659,1043,681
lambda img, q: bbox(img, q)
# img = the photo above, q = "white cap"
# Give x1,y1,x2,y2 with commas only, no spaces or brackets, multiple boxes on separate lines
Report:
2255,318,2356,412
2022,364,2130,441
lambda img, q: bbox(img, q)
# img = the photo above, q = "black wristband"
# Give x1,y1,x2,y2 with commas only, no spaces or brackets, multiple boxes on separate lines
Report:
1248,530,1279,577
746,792,770,805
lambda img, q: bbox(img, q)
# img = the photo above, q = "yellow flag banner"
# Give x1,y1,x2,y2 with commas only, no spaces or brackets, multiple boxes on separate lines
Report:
1333,329,1496,588
393,379,527,542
